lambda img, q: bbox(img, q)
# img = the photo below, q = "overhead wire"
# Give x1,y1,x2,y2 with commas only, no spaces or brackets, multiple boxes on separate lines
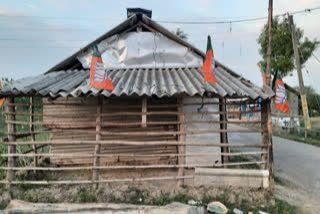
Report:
157,6,320,24
0,6,319,25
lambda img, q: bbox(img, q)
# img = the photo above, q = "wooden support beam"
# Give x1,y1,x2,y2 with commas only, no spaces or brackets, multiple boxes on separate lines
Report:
93,96,102,188
267,101,274,194
141,96,147,128
219,98,229,167
0,161,267,171
7,141,268,148
261,101,268,170
6,97,16,186
30,97,37,169
0,175,194,185
177,97,186,187
261,100,274,193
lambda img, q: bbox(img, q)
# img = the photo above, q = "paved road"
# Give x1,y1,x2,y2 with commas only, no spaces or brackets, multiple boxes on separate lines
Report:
228,129,320,199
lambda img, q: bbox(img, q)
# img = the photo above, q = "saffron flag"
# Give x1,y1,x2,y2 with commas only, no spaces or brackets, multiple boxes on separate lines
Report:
259,64,267,86
202,35,217,87
0,80,4,107
272,69,289,114
90,44,114,91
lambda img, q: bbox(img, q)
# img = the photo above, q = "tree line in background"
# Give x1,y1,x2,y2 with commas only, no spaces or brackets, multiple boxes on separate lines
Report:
258,17,319,77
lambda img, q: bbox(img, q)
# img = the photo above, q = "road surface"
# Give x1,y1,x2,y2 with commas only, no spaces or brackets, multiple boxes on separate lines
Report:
228,128,320,199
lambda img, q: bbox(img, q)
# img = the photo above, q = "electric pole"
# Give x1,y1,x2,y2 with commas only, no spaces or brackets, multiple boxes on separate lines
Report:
265,0,274,194
266,0,273,86
289,15,310,138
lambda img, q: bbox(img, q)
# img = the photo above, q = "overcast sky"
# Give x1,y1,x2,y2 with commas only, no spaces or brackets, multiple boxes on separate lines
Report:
0,0,319,92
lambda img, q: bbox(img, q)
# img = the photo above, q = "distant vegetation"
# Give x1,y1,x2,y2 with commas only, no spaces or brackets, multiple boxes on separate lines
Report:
172,28,188,41
258,17,319,77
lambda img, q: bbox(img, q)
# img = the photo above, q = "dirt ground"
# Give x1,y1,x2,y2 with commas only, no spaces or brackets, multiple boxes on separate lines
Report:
275,179,320,214
0,181,272,211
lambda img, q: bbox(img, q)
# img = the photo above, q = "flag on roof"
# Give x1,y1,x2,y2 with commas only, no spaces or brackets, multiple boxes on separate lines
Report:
0,81,4,107
272,69,289,114
260,64,268,86
90,44,114,91
202,36,217,88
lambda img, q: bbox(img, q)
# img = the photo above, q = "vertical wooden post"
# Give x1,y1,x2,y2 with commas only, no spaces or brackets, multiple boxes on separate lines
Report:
261,100,274,193
266,0,273,86
141,96,147,128
6,97,16,185
93,96,103,187
177,97,185,187
289,15,309,139
219,98,229,166
30,97,37,169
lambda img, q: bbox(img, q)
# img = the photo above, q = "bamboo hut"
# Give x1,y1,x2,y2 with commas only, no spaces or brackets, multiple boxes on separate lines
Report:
0,8,274,189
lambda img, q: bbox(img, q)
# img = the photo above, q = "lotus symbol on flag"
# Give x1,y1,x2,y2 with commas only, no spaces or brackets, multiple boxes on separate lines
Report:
275,83,287,104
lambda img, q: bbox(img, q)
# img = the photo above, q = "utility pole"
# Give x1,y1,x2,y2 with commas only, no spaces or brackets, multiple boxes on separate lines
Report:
266,0,273,86
265,0,274,194
289,15,310,138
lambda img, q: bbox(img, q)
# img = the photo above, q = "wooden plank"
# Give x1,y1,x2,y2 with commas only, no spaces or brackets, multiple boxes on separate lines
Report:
177,97,185,186
30,97,37,169
93,97,102,186
219,98,229,167
141,96,147,128
6,97,16,185
0,175,194,185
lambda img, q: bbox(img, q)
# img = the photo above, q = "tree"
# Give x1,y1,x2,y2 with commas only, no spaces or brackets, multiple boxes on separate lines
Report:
257,17,319,77
172,28,188,40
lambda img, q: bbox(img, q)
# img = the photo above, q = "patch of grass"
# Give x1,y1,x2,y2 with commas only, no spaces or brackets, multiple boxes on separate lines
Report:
76,188,97,203
22,191,58,203
125,186,149,204
274,176,286,186
229,151,260,169
265,198,300,214
273,129,320,147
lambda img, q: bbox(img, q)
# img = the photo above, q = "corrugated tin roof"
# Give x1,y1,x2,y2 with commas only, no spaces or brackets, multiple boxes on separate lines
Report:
0,67,273,99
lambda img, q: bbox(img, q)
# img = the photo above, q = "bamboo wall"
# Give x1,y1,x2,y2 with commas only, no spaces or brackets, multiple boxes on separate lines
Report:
43,96,179,166
2,96,273,192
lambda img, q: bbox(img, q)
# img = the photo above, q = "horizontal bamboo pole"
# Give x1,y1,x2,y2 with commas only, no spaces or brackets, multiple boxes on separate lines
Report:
183,101,261,106
5,140,268,147
5,119,262,127
2,151,266,158
213,161,265,167
271,113,303,118
5,110,261,118
0,175,194,185
0,161,266,171
5,100,261,107
7,128,262,137
99,129,261,136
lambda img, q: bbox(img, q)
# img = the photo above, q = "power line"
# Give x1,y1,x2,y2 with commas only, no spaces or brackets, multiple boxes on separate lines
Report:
0,46,82,48
312,53,320,64
0,6,319,25
157,6,320,24
0,38,90,42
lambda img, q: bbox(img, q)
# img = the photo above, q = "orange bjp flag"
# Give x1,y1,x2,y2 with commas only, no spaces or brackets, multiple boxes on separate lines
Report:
90,44,114,91
272,69,289,114
202,35,217,88
0,80,4,107
259,64,268,86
